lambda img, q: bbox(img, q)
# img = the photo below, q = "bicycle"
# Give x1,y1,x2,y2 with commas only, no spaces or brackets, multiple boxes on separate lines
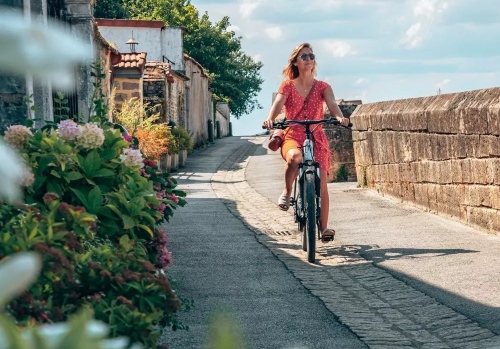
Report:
264,117,352,263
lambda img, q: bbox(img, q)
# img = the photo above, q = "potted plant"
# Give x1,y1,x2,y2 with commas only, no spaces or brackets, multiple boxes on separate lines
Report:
171,126,193,167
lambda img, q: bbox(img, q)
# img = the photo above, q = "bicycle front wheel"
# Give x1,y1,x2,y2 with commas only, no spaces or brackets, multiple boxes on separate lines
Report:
304,172,316,263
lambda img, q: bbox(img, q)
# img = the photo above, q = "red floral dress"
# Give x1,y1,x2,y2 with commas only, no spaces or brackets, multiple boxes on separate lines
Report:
278,79,331,174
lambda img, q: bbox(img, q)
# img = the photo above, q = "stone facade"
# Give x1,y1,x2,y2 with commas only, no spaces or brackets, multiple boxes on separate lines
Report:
215,102,231,138
113,79,143,111
0,76,27,132
351,87,500,233
184,54,212,146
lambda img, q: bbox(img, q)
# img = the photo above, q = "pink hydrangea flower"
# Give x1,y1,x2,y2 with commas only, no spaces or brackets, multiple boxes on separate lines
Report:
75,123,105,149
19,165,34,187
57,119,81,141
166,193,179,204
119,148,144,169
4,125,33,149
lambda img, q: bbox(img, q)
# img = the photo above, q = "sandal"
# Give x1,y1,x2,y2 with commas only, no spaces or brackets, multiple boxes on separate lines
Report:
278,194,291,211
321,228,335,240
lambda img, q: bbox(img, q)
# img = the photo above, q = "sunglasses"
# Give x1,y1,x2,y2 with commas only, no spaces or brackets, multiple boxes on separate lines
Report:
299,53,315,61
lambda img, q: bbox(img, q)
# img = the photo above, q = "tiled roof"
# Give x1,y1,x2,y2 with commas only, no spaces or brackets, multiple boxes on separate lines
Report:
114,52,147,74
144,62,175,83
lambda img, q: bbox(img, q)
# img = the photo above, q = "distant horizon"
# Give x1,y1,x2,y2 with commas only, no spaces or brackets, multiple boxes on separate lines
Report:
190,0,500,136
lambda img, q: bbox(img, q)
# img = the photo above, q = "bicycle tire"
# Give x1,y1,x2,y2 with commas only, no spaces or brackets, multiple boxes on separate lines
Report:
305,172,316,263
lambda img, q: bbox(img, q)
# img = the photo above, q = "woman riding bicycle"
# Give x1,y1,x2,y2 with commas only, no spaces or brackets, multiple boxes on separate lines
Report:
262,42,350,239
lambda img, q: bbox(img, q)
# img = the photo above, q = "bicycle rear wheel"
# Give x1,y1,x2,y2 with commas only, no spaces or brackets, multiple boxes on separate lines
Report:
304,172,316,263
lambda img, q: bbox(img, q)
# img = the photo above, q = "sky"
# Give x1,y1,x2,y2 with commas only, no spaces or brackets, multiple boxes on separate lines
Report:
189,0,500,136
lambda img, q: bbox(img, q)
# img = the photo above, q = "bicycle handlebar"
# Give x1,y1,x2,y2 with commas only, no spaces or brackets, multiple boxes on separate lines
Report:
262,117,352,130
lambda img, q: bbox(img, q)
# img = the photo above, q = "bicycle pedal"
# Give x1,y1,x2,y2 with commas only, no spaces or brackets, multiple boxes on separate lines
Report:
321,236,334,243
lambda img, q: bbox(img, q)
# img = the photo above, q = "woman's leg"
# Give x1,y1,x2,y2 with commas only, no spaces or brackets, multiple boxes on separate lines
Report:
284,148,302,196
319,169,334,235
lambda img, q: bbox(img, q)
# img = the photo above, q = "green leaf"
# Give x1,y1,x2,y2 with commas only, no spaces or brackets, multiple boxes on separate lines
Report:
121,215,135,230
93,168,115,178
71,188,89,208
66,171,85,181
137,224,154,237
87,186,104,214
104,204,122,217
50,169,61,178
100,148,117,160
46,180,62,196
81,150,101,177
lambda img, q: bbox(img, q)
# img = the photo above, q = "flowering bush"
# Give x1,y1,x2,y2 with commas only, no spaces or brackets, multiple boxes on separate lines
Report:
113,98,176,160
142,158,186,224
0,198,182,348
0,118,187,348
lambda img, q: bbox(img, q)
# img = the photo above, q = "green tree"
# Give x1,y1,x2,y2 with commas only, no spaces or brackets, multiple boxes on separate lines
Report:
94,0,129,19
123,0,263,118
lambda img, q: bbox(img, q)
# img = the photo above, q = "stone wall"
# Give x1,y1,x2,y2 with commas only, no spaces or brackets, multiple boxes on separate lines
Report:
325,104,359,182
351,87,500,233
113,78,142,111
184,54,211,146
0,76,27,132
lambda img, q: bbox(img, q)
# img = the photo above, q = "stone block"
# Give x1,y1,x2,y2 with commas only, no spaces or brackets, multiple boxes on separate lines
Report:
114,93,127,102
350,107,370,131
448,160,462,184
123,82,140,90
438,160,453,184
428,108,460,134
427,184,439,213
490,186,500,210
491,159,500,185
477,135,494,158
487,105,500,136
414,183,429,207
467,207,496,232
388,164,400,183
470,159,489,184
402,182,415,202
460,159,473,184
131,92,141,99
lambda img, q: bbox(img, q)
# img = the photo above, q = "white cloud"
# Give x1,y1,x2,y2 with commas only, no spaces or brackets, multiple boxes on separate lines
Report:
323,40,355,57
403,22,422,48
264,26,282,41
227,25,240,32
355,77,368,86
240,0,261,18
402,0,448,48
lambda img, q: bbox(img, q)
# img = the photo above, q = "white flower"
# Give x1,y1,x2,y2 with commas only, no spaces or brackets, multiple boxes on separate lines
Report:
0,8,92,88
119,149,144,169
0,252,41,307
0,140,24,202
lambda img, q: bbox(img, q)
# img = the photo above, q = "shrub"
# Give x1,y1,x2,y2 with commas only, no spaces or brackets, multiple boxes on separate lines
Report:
0,197,182,348
171,126,193,152
113,98,175,160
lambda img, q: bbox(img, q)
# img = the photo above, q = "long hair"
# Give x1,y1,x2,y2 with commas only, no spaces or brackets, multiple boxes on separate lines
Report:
282,42,318,81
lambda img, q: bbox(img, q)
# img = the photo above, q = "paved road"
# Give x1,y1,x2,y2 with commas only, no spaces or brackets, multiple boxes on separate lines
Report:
160,137,366,349
162,136,500,349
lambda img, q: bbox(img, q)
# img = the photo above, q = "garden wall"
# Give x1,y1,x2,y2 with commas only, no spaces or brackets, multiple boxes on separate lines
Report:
351,87,500,233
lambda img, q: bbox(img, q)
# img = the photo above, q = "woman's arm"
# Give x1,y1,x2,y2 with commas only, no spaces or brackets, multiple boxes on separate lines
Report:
323,85,349,126
263,93,287,129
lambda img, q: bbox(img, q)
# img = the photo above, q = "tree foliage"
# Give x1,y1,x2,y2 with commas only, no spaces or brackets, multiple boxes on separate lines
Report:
94,0,263,118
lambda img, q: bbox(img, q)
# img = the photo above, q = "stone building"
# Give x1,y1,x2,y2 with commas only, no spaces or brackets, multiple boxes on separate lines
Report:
0,0,121,131
96,18,225,145
112,52,147,111
184,53,213,146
